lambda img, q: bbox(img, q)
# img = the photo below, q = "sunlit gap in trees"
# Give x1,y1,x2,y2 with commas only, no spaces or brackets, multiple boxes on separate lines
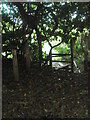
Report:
0,4,2,14
71,11,86,21
42,37,62,55
2,4,22,25
2,4,10,14
72,12,77,19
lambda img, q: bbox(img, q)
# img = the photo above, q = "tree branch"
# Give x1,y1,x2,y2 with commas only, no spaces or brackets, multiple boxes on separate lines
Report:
14,3,34,28
52,40,63,48
45,7,58,37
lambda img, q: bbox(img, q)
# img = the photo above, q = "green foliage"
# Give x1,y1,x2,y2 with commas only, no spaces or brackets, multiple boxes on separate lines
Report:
73,37,84,71
2,2,90,63
30,31,39,62
54,42,70,54
30,43,39,62
53,41,71,61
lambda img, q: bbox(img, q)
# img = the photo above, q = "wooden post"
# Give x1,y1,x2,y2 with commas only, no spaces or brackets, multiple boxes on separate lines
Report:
84,34,88,71
50,49,52,67
12,49,19,81
88,61,90,118
70,39,74,73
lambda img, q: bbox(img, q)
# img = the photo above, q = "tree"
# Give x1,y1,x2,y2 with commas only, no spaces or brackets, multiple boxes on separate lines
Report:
2,2,90,67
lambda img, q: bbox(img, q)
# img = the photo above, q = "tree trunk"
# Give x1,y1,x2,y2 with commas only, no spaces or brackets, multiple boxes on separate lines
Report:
12,49,19,81
84,58,88,71
23,26,32,72
81,32,88,71
36,28,42,67
38,39,42,67
24,42,31,72
84,42,88,71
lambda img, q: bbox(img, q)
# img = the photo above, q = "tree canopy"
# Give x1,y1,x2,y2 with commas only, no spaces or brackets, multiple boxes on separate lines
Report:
2,2,90,62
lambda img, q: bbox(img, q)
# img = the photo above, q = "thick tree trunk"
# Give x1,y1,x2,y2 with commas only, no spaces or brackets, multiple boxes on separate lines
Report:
84,58,88,71
36,28,42,67
81,32,88,71
24,42,31,72
12,49,19,81
38,38,42,67
83,49,88,71
23,26,32,72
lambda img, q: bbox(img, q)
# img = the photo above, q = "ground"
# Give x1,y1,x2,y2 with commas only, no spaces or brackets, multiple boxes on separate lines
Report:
2,59,89,118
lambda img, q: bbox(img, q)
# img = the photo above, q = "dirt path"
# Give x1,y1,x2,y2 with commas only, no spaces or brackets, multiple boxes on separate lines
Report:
2,62,89,118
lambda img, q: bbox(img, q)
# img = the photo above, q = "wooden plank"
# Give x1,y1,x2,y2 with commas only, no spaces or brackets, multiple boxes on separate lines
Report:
52,55,71,57
52,60,70,63
52,53,71,56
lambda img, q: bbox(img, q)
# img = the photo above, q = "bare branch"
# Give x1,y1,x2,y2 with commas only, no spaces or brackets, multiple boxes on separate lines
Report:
52,40,63,48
